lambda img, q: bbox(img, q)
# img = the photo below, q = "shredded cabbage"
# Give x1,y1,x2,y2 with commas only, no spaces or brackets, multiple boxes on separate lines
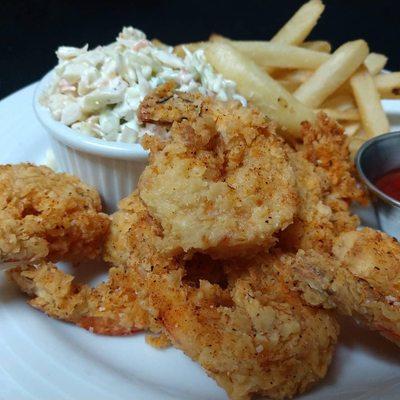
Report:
42,27,246,143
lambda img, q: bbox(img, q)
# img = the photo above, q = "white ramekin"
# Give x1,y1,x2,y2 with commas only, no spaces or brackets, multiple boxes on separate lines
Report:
33,71,149,213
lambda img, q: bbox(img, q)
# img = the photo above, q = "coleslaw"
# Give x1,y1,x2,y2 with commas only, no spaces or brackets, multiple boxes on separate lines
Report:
41,27,246,143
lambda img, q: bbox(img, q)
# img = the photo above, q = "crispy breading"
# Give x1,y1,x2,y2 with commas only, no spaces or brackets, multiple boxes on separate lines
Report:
164,257,338,400
138,81,204,125
103,191,169,269
290,228,400,346
0,164,109,264
281,114,363,254
140,89,365,208
299,114,366,204
6,86,391,400
269,108,364,255
8,261,160,336
103,193,338,400
139,85,362,258
138,85,298,258
280,150,359,253
8,193,167,336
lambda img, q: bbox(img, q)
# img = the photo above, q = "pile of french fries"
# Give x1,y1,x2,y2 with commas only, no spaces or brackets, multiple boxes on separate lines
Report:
174,0,400,155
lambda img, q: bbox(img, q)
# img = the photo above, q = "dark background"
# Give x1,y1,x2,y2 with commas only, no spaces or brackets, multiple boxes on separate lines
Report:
1,0,399,99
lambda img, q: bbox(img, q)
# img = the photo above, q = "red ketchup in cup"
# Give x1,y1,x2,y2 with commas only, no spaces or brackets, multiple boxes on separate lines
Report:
375,168,400,202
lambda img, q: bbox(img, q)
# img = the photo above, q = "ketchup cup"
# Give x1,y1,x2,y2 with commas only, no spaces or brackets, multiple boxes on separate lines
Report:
356,131,400,240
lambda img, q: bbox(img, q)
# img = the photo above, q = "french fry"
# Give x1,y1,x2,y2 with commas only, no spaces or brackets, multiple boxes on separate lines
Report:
321,54,388,96
348,131,368,159
204,42,316,137
375,72,400,99
283,72,400,99
364,52,388,75
278,79,302,92
174,2,393,145
210,35,330,69
209,33,231,43
268,0,324,75
301,40,332,53
210,38,329,69
320,108,360,121
322,93,356,111
342,121,361,137
274,70,299,91
294,40,369,108
350,66,390,137
152,39,168,49
276,70,314,92
174,42,206,57
274,69,313,82
271,0,325,45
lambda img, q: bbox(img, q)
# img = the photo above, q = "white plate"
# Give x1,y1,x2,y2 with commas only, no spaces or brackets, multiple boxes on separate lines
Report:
0,83,400,400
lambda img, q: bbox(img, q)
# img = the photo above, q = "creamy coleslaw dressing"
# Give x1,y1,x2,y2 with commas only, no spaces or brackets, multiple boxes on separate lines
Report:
42,27,246,143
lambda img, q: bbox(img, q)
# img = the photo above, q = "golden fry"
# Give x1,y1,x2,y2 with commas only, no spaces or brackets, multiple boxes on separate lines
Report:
210,38,329,69
294,40,369,108
322,93,356,111
342,121,361,137
350,66,390,137
301,40,332,53
271,0,325,45
375,72,400,99
364,52,388,75
204,42,316,137
173,42,206,57
320,108,359,122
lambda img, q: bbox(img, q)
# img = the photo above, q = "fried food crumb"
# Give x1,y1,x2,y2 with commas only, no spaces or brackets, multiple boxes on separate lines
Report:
145,333,171,348
138,83,298,258
0,163,109,264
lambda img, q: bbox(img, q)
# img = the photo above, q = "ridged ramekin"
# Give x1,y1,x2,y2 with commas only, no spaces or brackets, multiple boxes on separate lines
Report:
33,71,149,213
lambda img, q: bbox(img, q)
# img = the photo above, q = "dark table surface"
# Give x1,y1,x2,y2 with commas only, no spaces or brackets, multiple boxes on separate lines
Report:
1,0,399,100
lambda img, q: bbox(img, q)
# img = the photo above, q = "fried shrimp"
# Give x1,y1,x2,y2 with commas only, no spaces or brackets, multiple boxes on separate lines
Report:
6,83,398,400
279,113,364,253
298,114,365,204
157,256,338,400
280,149,359,253
103,192,339,400
8,261,158,336
8,192,166,336
137,83,298,258
0,164,109,265
290,228,400,346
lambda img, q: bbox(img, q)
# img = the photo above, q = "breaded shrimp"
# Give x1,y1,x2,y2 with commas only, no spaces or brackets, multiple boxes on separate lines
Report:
104,193,339,400
0,164,109,265
279,113,364,253
8,261,160,336
118,252,338,400
138,83,298,258
8,192,166,336
279,149,359,253
290,228,400,346
139,86,362,258
4,87,383,400
298,114,365,204
171,257,338,400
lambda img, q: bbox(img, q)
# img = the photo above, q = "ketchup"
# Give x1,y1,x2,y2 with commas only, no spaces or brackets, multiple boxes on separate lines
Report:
375,168,400,201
